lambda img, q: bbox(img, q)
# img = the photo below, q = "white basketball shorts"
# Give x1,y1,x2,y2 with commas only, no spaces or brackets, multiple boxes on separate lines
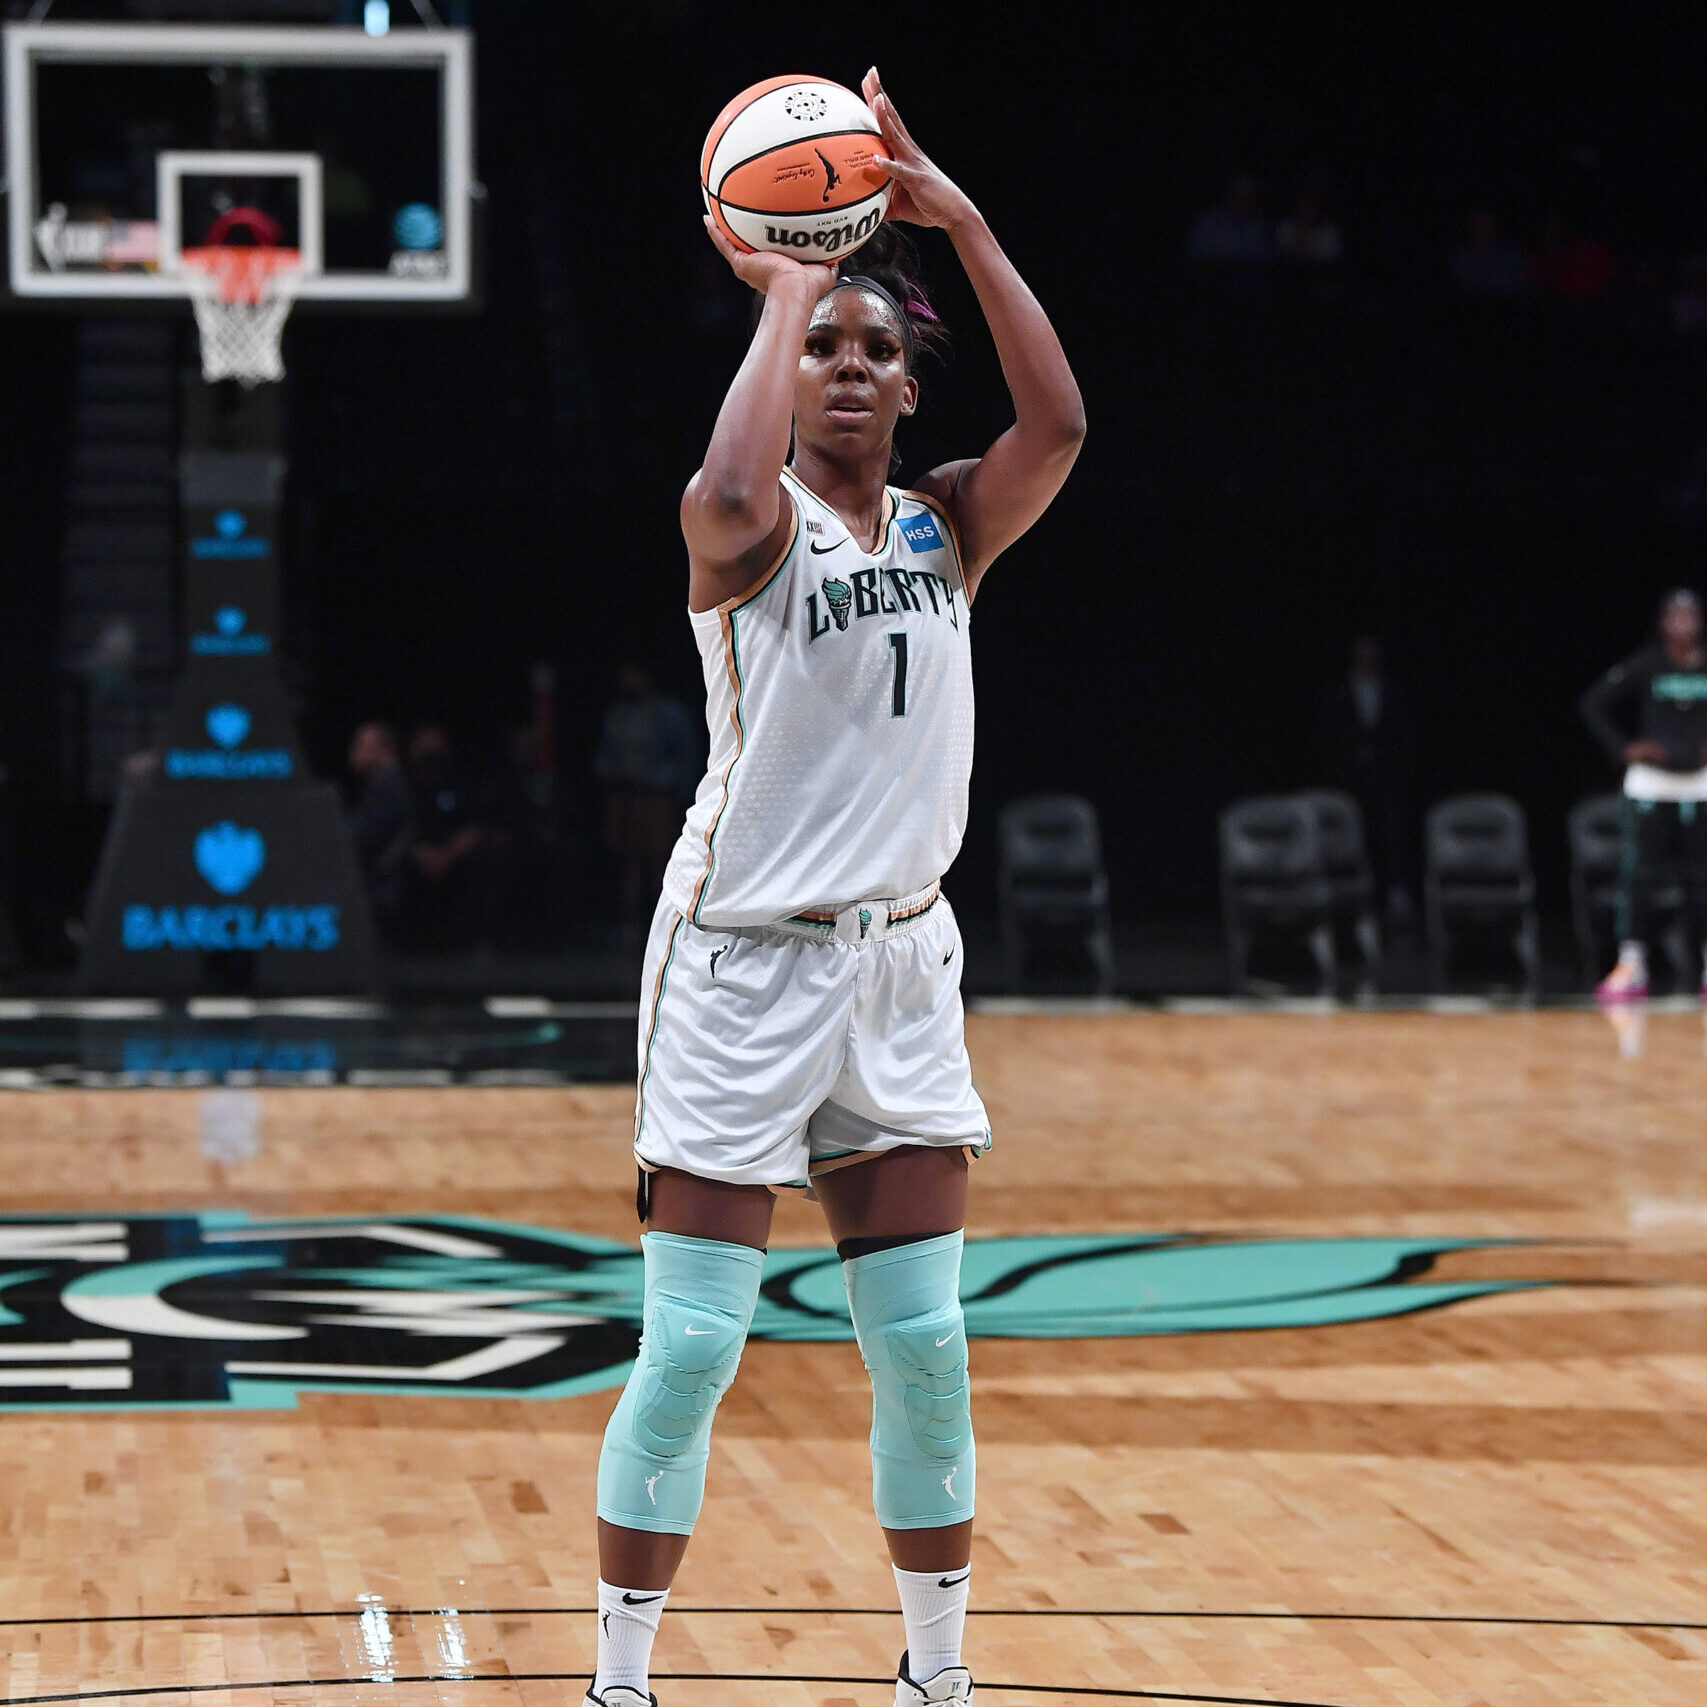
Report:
632,887,992,1191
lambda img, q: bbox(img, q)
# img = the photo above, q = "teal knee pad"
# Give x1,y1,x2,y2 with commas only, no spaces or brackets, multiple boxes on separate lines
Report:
844,1230,975,1530
596,1231,764,1535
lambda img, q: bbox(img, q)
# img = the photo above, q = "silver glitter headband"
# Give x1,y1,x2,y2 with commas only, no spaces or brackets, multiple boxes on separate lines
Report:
829,272,917,368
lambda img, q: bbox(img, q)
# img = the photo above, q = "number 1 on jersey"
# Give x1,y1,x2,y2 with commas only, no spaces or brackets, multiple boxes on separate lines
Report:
888,632,909,717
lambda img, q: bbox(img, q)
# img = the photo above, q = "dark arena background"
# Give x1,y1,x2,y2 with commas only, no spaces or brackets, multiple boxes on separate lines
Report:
4,2,1707,996
1,7,1705,1707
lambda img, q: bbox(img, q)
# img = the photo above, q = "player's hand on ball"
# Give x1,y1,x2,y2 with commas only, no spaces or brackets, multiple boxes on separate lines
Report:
862,68,974,232
703,216,836,296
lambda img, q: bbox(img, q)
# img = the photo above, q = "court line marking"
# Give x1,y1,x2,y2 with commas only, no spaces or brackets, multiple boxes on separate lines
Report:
0,1676,1354,1707
0,1606,1698,1632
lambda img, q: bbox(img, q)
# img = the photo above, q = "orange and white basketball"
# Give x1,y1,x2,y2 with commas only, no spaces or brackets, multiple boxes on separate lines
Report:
701,75,892,261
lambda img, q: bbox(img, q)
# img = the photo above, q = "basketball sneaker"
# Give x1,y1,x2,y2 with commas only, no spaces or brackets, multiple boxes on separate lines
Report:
895,1651,974,1706
1596,949,1648,1004
583,1688,656,1707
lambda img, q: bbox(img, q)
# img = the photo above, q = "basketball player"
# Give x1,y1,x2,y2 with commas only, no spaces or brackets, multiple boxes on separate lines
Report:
1581,588,1707,1000
586,70,1084,1707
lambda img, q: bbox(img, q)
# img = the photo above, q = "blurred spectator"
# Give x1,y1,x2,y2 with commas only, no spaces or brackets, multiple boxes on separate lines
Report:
489,723,575,948
75,614,138,704
1529,210,1613,300
401,724,504,952
345,721,413,942
1186,174,1272,297
595,663,699,938
1450,208,1528,297
1579,590,1707,1001
1315,635,1418,922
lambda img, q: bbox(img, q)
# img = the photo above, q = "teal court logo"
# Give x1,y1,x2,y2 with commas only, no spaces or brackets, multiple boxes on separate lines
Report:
0,1214,1571,1411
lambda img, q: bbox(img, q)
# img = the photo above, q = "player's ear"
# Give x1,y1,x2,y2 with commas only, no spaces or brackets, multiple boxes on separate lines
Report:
899,375,919,417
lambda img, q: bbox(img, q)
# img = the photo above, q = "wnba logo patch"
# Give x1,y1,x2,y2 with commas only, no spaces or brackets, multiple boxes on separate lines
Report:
900,514,945,553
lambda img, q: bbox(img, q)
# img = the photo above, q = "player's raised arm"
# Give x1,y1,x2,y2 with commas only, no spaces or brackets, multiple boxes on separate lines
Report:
681,228,835,606
864,69,1085,593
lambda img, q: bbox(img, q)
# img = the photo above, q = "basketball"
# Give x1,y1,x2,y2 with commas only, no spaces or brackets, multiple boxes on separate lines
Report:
701,74,892,260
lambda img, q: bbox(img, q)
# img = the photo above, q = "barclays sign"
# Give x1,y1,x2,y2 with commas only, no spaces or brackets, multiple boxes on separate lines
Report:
117,823,342,954
122,904,341,952
195,821,266,893
163,706,293,781
191,606,270,658
190,509,270,561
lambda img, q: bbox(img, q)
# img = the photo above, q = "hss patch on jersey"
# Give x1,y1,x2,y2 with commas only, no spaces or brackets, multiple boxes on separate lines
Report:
900,513,945,553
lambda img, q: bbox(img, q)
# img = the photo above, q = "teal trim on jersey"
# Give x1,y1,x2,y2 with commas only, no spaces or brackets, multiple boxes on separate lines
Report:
692,611,744,924
728,530,799,614
693,502,803,925
900,490,966,593
634,912,686,1150
784,467,900,559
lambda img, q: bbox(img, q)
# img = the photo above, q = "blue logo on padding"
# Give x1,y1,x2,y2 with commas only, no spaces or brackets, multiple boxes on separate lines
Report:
900,513,945,553
192,607,269,656
393,203,444,251
205,704,251,750
192,519,268,561
122,904,338,953
194,823,265,896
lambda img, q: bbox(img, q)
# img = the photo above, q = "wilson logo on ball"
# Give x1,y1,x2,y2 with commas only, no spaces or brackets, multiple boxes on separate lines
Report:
701,74,892,260
763,208,884,256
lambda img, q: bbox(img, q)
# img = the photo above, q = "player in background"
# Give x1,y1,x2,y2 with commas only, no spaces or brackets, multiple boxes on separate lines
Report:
1581,589,1707,1000
585,70,1084,1707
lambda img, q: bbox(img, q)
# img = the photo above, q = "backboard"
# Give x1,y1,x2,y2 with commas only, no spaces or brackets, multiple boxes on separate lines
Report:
4,22,476,307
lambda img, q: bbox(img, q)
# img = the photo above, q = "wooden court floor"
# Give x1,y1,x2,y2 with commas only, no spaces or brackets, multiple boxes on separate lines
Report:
2,1008,1705,1706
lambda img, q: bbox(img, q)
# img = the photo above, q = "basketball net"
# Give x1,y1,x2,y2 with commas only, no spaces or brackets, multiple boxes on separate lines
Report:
181,246,301,387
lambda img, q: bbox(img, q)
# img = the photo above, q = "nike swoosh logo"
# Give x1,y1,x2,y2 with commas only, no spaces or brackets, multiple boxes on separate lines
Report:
942,948,955,965
809,539,840,554
683,1325,714,1335
621,1592,666,1606
938,1571,970,1588
935,1333,955,1346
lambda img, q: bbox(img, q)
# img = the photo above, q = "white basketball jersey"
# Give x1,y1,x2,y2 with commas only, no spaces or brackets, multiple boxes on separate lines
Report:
663,467,975,927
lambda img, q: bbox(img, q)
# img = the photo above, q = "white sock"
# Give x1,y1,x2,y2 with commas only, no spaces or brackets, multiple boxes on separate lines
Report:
894,1563,970,1682
593,1579,668,1698
1617,941,1647,974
